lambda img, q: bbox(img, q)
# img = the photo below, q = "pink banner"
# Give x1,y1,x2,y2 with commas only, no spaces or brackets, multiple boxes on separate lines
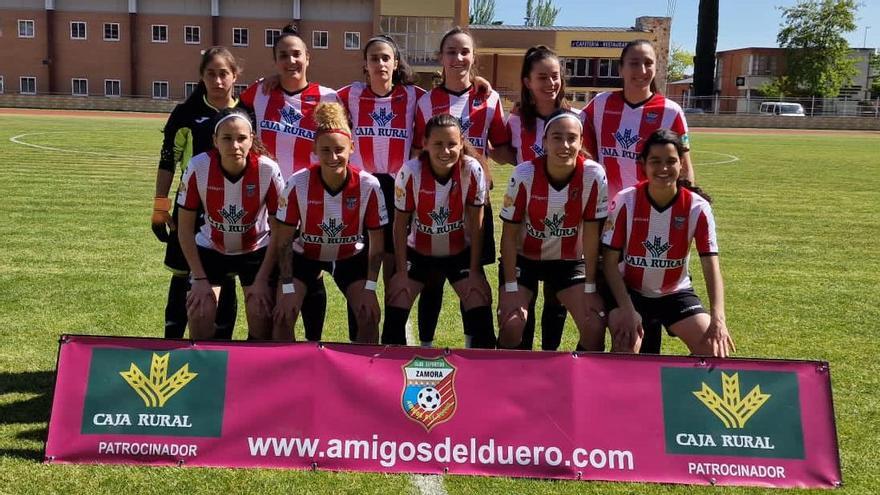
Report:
45,336,841,488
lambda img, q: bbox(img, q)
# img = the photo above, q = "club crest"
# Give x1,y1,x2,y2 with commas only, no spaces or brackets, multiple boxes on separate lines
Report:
673,215,686,230
345,196,357,210
645,111,659,124
246,184,256,197
401,356,457,431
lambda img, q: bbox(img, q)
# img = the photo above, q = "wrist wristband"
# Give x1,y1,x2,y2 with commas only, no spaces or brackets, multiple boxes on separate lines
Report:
281,283,296,294
154,197,171,212
364,280,378,291
584,283,597,294
504,281,518,293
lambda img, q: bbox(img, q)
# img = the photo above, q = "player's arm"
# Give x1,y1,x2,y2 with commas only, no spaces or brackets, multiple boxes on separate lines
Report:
393,209,411,274
466,203,484,274
489,143,516,166
682,150,696,184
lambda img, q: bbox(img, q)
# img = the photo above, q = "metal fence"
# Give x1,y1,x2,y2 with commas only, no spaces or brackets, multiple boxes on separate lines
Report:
668,95,880,118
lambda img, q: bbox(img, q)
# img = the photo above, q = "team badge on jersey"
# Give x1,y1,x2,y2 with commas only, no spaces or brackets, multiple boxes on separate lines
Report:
472,98,483,107
369,107,395,127
401,356,457,431
460,118,473,132
345,196,357,210
673,215,687,230
246,184,256,197
279,105,303,126
614,128,641,149
645,111,659,124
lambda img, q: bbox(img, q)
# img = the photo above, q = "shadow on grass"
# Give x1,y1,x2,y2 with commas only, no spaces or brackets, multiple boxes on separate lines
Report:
0,371,54,461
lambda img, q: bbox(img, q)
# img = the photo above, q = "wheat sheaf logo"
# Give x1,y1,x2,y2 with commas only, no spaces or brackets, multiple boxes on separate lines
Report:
119,353,198,408
693,372,771,429
428,206,451,225
370,107,395,127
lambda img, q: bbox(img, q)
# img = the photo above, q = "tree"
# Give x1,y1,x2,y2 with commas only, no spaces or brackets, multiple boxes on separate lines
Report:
470,0,499,25
777,0,859,97
667,45,694,82
868,50,880,98
693,0,719,107
524,0,561,27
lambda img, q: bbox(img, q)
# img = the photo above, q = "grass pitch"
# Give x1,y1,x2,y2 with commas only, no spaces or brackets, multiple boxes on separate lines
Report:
0,113,877,494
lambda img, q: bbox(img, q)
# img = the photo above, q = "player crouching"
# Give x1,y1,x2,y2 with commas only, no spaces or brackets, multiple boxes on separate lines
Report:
176,108,283,340
382,114,495,349
497,110,608,351
271,102,388,343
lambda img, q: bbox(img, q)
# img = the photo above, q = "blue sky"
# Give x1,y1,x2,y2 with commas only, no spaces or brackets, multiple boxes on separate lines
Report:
493,0,880,54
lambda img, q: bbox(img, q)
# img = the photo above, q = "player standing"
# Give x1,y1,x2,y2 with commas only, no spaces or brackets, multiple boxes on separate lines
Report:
151,47,242,340
239,25,340,342
498,110,607,351
271,103,388,343
602,129,734,357
176,108,282,340
383,114,495,349
412,27,510,347
580,39,693,353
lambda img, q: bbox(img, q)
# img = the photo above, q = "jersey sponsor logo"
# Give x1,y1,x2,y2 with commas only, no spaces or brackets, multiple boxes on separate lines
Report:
661,368,804,459
643,235,671,257
195,117,210,124
526,212,578,239
279,105,304,126
460,118,473,133
219,204,247,225
301,218,361,245
428,206,451,226
466,136,486,150
416,207,463,235
624,255,686,269
260,119,316,139
208,216,256,234
530,143,545,157
319,218,346,238
354,127,409,139
614,128,640,149
401,356,458,431
370,107,395,127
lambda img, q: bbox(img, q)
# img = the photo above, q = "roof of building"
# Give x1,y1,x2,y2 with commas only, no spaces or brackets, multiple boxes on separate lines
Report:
469,24,646,33
669,77,693,85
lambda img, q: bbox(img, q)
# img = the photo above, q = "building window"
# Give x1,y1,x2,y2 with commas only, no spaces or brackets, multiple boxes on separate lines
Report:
233,84,248,98
312,30,328,49
152,81,169,99
265,29,281,47
598,59,620,78
104,79,121,97
379,16,454,64
185,25,200,44
0,76,4,94
344,32,360,50
233,27,248,46
565,58,590,78
18,20,35,38
152,25,168,43
184,82,199,98
20,76,36,95
72,78,88,96
104,23,120,41
750,55,777,76
70,21,87,40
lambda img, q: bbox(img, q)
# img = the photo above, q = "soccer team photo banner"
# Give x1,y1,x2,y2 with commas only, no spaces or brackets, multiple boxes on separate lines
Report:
44,336,841,488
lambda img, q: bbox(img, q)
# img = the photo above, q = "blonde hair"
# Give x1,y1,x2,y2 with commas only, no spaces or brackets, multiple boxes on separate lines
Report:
313,102,352,138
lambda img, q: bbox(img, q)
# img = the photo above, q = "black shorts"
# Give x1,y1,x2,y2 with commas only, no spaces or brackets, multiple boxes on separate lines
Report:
479,201,496,266
198,246,267,286
407,247,475,285
500,255,586,293
612,287,708,330
374,173,396,254
291,250,368,293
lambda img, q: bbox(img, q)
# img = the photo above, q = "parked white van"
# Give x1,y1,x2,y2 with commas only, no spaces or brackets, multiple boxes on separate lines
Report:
759,102,806,116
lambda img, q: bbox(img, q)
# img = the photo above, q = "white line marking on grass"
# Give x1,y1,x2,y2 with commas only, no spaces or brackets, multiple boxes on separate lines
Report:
404,322,448,495
9,132,153,160
410,473,448,495
690,150,740,165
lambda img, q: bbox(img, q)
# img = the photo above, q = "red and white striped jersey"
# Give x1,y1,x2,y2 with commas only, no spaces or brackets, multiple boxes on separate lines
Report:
277,165,389,261
499,156,608,261
414,86,509,156
581,91,689,200
394,155,487,257
338,81,426,176
240,81,340,180
602,182,718,298
506,107,582,164
177,150,283,255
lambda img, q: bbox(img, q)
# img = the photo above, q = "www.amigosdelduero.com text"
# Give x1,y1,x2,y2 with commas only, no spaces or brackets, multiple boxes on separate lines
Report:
247,435,636,470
